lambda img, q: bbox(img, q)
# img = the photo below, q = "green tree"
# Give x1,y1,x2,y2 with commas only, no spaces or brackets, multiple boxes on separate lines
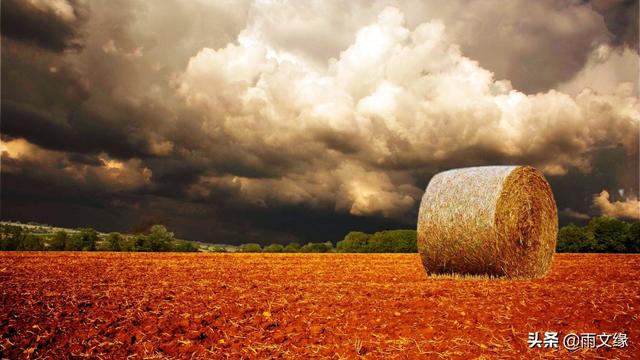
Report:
367,230,417,253
240,243,262,252
0,226,23,251
391,230,417,252
134,234,151,252
120,236,136,252
337,231,370,253
626,222,640,253
587,217,629,253
324,241,337,253
106,232,122,251
284,242,301,252
366,232,393,253
50,231,68,251
264,244,284,253
173,240,199,252
557,224,593,252
146,225,174,252
19,235,44,251
65,234,84,251
300,242,330,253
77,228,98,251
208,245,228,252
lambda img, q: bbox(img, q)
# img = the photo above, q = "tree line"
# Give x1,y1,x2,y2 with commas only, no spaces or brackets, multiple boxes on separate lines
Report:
0,224,198,252
235,241,337,253
223,230,418,253
2,216,638,253
557,216,639,253
231,217,639,254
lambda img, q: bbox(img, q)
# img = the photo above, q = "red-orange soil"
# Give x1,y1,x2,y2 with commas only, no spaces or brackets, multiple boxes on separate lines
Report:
1,253,638,359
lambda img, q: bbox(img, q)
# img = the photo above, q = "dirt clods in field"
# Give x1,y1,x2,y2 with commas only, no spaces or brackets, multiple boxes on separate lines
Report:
1,253,638,358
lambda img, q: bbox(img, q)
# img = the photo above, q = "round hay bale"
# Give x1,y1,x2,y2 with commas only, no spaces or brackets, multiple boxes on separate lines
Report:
417,166,557,278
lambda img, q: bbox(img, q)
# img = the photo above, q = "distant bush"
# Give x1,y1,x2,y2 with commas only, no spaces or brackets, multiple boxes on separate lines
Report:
337,230,417,253
336,232,370,253
627,222,640,253
264,244,284,253
300,242,333,253
284,242,301,252
65,234,84,251
76,228,98,251
208,246,228,252
0,225,23,251
120,236,136,252
133,234,150,252
18,235,44,251
556,224,593,252
368,230,417,253
588,217,629,252
0,224,200,253
146,225,174,252
172,240,199,252
50,231,67,251
105,232,123,251
240,243,262,253
557,217,639,253
233,241,334,253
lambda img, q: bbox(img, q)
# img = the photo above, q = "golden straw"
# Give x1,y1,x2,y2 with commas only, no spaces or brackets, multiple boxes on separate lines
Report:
417,166,558,278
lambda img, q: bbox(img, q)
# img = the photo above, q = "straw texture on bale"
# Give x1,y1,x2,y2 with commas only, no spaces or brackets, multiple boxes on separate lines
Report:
417,166,558,278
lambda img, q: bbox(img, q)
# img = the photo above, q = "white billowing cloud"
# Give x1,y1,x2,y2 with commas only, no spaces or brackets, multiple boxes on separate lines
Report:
240,0,612,93
593,190,640,220
334,163,419,217
175,7,639,219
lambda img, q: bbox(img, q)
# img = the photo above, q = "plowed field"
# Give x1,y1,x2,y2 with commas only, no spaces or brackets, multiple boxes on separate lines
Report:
1,253,638,359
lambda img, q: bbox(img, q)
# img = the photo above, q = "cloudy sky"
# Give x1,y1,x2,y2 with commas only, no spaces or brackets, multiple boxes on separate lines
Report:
1,0,638,244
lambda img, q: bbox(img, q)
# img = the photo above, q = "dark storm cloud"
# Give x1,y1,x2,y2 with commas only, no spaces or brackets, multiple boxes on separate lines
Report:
1,1,638,244
68,153,104,166
590,0,639,51
1,100,72,147
1,99,152,159
434,0,611,93
1,146,405,243
548,145,640,224
0,0,88,52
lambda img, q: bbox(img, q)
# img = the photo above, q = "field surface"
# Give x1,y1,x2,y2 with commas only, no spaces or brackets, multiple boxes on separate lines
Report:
1,253,638,359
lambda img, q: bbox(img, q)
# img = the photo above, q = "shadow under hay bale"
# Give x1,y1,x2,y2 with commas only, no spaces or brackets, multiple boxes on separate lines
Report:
417,166,558,278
